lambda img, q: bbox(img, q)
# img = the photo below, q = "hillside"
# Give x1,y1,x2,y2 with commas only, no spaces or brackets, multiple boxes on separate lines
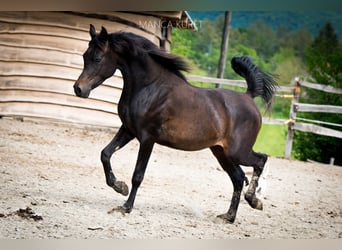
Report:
188,11,342,38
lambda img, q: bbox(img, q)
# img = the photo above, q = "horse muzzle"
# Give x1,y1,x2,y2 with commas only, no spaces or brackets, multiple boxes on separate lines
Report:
73,83,90,98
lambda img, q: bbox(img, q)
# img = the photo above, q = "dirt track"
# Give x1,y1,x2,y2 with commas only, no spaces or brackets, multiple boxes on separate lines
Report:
0,117,341,239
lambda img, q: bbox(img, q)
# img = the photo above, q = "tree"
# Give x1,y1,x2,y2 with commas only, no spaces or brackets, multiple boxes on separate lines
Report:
171,12,311,85
306,21,342,86
242,20,278,59
293,22,342,165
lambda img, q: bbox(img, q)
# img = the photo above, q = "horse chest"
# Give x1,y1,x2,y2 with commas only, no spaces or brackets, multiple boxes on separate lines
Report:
117,102,136,133
118,98,156,135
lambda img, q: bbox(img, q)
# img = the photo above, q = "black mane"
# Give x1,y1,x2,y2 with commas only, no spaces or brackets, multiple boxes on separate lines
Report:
109,32,190,81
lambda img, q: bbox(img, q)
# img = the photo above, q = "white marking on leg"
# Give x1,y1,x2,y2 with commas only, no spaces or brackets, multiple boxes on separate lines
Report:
257,160,269,196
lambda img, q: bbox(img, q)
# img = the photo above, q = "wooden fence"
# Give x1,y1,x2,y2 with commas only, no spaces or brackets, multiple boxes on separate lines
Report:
284,78,342,159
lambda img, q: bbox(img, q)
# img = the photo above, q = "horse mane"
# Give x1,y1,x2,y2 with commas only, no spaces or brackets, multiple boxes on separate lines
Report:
109,32,190,81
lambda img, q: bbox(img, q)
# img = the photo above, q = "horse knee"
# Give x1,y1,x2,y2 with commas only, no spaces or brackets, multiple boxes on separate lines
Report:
101,149,111,163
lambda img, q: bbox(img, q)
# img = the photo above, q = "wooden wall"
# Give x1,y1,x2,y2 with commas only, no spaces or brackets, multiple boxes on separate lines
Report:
0,11,166,127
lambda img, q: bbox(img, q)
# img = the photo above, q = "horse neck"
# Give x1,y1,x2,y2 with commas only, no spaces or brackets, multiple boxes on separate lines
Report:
119,56,162,93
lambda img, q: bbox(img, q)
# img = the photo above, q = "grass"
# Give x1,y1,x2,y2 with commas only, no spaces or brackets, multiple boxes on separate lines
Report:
253,124,287,157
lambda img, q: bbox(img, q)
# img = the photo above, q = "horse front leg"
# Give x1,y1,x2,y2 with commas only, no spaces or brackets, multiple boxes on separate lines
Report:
101,125,134,196
119,138,154,213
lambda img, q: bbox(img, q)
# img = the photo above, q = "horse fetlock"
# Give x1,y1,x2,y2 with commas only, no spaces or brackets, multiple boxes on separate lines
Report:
113,180,129,196
105,174,115,188
122,202,133,213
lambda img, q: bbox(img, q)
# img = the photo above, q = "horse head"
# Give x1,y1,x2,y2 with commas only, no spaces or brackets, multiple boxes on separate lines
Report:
73,24,117,98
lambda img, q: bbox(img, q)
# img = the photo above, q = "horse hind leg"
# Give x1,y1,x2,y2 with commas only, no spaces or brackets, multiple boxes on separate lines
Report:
240,151,268,210
210,146,245,223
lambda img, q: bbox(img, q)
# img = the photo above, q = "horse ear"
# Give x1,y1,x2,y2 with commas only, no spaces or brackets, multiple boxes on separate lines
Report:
89,24,96,39
99,26,108,43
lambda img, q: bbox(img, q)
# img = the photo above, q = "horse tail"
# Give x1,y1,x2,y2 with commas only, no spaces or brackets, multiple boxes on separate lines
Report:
231,56,278,110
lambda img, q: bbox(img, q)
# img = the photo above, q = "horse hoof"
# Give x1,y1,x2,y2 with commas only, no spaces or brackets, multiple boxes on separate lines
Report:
245,193,263,210
113,180,129,196
216,213,235,224
251,199,263,210
255,200,263,210
107,205,132,215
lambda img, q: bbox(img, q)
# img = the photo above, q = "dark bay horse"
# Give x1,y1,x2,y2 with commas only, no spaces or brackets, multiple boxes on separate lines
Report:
73,24,278,223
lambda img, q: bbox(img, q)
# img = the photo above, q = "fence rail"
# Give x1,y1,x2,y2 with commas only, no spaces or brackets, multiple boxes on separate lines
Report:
300,80,342,94
295,103,342,114
186,74,293,92
284,79,342,159
293,122,342,139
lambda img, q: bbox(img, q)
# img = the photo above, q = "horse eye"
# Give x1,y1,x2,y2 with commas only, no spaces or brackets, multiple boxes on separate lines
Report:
94,50,104,63
94,56,102,63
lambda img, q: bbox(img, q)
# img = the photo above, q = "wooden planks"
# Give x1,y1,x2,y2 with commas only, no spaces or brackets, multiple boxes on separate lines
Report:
0,102,121,127
0,44,84,67
0,76,123,103
0,12,161,46
301,80,342,94
0,89,118,114
0,11,147,127
294,122,342,139
295,103,342,114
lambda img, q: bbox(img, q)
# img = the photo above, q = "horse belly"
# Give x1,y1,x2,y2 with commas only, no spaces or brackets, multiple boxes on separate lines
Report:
156,118,224,151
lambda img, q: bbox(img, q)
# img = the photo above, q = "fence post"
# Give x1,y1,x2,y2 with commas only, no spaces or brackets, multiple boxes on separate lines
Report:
284,78,301,159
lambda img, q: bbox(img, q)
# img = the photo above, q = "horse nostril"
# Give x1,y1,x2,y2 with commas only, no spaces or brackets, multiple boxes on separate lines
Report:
74,85,82,96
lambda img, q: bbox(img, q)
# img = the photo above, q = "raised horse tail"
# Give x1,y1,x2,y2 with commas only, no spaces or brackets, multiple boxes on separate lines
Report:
231,56,279,110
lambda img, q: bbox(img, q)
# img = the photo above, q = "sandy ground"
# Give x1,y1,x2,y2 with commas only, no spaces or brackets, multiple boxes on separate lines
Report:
0,117,341,239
